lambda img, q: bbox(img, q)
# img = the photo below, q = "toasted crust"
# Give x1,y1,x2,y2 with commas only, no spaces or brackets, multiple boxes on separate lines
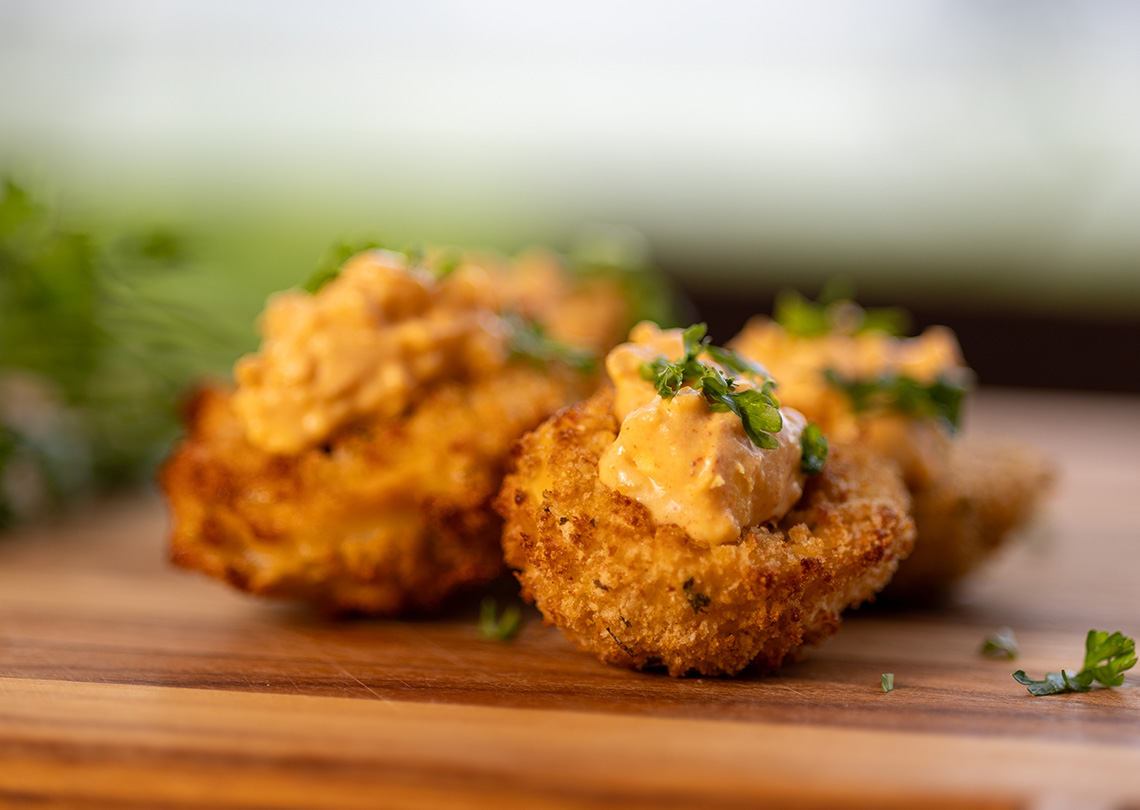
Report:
728,316,1055,599
495,387,916,676
162,363,593,615
881,436,1056,602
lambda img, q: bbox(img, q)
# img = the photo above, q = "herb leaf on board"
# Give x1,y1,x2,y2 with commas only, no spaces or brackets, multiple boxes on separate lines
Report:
1013,630,1136,696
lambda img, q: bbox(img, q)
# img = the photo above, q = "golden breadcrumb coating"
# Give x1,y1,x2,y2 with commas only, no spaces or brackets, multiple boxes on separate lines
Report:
496,387,916,676
162,248,634,615
163,364,594,614
882,435,1056,603
730,317,1054,600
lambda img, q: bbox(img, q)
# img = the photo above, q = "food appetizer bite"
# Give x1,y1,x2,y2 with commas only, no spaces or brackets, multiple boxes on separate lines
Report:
162,245,646,614
496,323,916,676
729,290,1054,602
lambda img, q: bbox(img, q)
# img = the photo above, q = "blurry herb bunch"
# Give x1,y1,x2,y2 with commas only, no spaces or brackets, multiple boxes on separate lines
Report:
307,224,686,329
0,188,684,530
0,178,222,527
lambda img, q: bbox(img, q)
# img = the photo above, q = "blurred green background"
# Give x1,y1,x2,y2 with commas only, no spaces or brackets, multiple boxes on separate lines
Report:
2,1,1139,521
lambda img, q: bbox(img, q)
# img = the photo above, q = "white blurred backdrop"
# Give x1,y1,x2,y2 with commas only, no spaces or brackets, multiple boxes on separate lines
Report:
3,0,1139,310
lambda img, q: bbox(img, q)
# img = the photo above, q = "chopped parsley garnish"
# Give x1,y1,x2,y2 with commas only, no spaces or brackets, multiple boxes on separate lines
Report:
639,323,784,450
824,369,971,433
403,242,464,278
478,597,523,641
304,237,383,293
433,249,463,278
774,285,910,338
303,239,463,293
704,344,770,379
303,265,341,294
682,577,710,614
799,422,828,476
881,673,895,693
403,243,427,273
981,627,1019,660
772,284,970,432
504,313,597,372
773,289,831,337
860,308,911,336
1013,630,1136,696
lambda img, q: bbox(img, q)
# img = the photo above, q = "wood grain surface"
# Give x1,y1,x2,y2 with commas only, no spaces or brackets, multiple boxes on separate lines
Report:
1,389,1138,809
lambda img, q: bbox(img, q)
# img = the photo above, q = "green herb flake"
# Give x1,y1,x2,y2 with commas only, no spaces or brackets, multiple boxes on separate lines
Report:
433,249,463,279
683,577,711,614
774,286,910,338
303,237,383,293
304,240,465,293
860,308,911,336
824,369,972,433
402,243,426,273
881,673,895,693
705,344,769,379
799,422,828,476
981,627,1019,660
681,322,708,356
1013,630,1136,696
638,323,785,450
774,289,831,337
478,597,523,642
504,313,597,372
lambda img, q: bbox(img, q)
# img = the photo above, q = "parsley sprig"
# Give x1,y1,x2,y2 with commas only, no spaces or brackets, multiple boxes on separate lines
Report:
302,239,461,293
981,627,1019,660
682,577,711,614
303,242,597,373
1013,630,1137,696
639,324,784,450
774,284,910,338
504,313,596,372
772,284,972,432
478,597,523,641
799,423,828,476
638,324,828,473
303,238,383,293
824,369,971,433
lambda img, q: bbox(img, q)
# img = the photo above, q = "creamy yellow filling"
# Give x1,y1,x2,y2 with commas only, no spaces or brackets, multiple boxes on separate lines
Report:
232,250,508,454
730,318,966,487
730,319,962,444
598,323,806,547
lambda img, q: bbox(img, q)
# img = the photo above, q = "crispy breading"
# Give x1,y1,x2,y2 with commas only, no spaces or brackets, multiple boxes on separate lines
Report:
882,435,1055,603
161,244,643,615
163,363,594,614
496,387,916,676
730,317,1054,599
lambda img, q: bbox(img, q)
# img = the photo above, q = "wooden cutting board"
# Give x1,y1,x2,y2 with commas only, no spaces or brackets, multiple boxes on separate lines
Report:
1,389,1138,810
